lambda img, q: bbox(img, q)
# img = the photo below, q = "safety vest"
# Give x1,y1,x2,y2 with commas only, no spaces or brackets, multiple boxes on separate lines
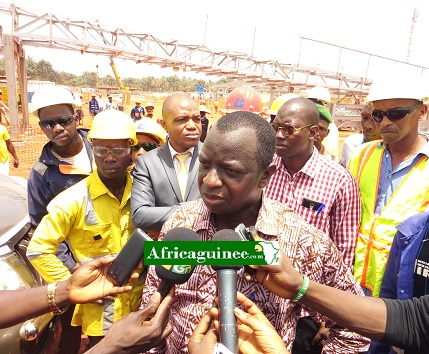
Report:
349,140,429,297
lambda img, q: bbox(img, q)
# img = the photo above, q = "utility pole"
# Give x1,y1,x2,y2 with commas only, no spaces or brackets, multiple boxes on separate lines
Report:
406,7,419,63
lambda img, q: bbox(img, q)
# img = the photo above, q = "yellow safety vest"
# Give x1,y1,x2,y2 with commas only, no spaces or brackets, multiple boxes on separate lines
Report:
349,140,429,297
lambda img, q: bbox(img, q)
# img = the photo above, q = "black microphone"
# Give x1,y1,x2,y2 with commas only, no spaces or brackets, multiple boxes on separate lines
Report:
155,227,200,299
211,229,242,354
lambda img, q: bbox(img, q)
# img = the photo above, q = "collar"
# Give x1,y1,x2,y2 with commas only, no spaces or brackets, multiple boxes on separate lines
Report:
192,195,290,238
89,169,133,203
167,141,195,161
273,147,320,179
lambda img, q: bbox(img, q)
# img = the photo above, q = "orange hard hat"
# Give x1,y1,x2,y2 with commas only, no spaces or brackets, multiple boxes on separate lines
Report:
223,85,262,113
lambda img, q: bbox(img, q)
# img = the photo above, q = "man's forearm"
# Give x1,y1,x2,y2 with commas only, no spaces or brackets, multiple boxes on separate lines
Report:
299,280,387,340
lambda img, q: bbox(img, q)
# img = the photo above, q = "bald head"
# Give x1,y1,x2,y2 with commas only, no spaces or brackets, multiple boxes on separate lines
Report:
277,97,320,126
162,93,198,122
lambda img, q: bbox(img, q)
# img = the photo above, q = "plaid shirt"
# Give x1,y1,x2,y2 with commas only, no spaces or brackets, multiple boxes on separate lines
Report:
264,150,361,268
141,197,370,354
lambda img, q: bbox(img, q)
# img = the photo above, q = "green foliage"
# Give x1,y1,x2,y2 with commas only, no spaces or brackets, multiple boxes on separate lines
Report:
1,57,229,92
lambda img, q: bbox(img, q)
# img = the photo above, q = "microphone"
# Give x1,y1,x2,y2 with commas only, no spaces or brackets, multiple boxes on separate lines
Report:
155,227,200,299
211,229,242,354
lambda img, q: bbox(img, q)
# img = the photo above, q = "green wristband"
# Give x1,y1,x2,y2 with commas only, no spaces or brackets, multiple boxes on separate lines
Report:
292,275,310,302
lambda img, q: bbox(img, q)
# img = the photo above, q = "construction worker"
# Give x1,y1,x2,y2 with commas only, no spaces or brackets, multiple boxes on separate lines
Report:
199,104,212,142
267,93,299,123
0,89,10,125
75,93,85,125
349,72,429,300
0,124,19,175
89,94,100,117
314,104,336,160
131,100,145,122
104,95,115,110
132,118,166,164
27,109,143,349
28,85,94,354
307,86,339,161
144,102,155,119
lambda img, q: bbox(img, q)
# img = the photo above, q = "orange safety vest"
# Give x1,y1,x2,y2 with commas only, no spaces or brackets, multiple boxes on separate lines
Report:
349,140,429,297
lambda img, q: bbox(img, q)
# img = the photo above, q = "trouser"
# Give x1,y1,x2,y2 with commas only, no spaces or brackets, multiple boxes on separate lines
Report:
292,316,323,354
59,305,82,354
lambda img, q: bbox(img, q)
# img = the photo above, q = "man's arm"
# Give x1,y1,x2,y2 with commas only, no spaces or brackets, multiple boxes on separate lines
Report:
131,156,178,231
251,250,387,341
27,167,52,226
5,139,19,168
27,205,74,282
329,176,362,268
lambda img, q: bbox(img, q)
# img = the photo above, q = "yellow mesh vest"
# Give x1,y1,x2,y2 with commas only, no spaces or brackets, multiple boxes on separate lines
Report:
349,140,429,297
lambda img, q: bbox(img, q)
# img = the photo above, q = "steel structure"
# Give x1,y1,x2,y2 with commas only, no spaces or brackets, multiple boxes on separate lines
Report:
1,2,429,132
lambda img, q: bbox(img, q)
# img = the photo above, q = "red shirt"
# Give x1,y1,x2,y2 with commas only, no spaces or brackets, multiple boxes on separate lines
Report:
264,149,361,268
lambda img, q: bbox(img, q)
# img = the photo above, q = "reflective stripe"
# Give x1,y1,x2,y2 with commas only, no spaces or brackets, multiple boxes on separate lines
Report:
102,298,115,335
352,146,429,296
84,186,98,226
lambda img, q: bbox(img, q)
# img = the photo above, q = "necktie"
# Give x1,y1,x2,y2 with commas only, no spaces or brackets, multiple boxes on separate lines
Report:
174,152,191,200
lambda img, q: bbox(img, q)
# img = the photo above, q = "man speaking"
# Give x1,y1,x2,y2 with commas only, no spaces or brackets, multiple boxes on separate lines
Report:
141,111,370,353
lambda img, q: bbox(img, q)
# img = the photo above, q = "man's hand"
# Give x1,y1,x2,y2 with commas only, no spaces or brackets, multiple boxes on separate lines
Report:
311,321,330,346
188,307,218,354
66,257,138,304
235,292,289,354
86,289,174,354
245,250,303,300
13,158,19,168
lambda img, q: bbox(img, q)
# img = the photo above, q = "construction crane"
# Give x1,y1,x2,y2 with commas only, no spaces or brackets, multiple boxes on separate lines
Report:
109,57,125,92
406,7,419,63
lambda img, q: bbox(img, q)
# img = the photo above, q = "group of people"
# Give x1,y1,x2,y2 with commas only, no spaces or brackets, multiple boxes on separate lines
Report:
1,72,429,354
88,93,122,117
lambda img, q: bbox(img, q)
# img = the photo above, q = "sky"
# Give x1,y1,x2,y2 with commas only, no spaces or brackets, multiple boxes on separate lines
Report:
1,0,429,82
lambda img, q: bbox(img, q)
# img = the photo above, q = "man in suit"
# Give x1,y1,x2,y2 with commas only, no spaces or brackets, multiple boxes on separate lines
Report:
131,93,202,236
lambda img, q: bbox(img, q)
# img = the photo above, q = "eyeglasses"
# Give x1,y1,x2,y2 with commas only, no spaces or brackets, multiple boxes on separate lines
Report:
92,146,131,158
131,142,158,152
39,116,75,129
371,103,422,123
271,123,314,137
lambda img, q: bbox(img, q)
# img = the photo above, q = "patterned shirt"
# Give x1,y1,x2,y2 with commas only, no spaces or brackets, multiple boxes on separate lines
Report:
264,149,361,268
141,196,370,354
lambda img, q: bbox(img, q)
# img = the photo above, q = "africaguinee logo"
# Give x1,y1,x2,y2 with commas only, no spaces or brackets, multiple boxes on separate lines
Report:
144,241,279,266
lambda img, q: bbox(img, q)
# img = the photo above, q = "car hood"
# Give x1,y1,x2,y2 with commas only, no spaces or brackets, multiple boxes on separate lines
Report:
0,175,28,242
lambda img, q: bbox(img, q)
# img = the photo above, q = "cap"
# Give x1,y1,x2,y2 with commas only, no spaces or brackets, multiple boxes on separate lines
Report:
199,105,211,114
316,104,333,123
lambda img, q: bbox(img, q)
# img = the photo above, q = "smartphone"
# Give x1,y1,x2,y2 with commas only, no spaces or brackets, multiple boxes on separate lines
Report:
107,228,152,286
302,197,325,213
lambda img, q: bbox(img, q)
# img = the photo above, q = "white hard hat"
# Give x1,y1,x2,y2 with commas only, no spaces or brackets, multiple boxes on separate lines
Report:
307,86,331,104
145,102,154,108
31,86,76,117
366,73,429,103
134,118,166,144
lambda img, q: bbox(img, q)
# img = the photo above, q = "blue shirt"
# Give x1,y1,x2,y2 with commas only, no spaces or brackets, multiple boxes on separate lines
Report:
375,137,429,215
370,212,429,354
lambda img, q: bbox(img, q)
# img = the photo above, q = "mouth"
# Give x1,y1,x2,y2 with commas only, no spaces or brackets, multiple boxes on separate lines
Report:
185,133,200,139
54,134,68,141
202,193,224,203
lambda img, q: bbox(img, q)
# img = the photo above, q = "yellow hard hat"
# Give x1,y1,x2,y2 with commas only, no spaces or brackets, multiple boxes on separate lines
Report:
267,93,299,115
31,86,76,117
88,110,138,145
134,118,167,144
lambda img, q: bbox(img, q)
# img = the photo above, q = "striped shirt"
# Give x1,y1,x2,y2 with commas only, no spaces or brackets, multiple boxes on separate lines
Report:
141,197,370,354
264,149,361,268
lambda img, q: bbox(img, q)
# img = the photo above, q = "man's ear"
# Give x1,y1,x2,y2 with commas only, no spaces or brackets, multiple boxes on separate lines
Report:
160,119,168,131
309,125,319,140
258,163,277,188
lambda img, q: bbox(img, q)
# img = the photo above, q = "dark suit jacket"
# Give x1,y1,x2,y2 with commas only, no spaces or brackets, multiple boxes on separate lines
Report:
131,142,202,231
